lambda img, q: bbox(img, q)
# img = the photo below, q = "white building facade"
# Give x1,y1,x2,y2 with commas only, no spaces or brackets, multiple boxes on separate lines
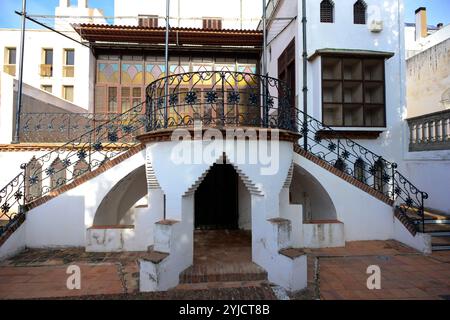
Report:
0,0,447,293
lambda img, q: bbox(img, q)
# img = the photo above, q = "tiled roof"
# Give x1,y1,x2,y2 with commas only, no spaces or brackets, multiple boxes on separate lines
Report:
73,23,263,47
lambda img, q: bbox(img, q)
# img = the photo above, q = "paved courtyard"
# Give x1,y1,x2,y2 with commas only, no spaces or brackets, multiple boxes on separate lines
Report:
0,239,449,300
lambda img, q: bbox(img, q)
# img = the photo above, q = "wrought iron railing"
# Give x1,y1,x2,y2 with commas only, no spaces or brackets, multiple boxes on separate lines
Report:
20,112,146,143
145,71,295,132
407,109,450,152
0,102,146,237
295,109,429,230
2,71,429,240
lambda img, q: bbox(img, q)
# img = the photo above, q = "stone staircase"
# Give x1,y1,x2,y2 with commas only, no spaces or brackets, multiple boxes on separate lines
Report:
177,230,268,289
410,208,450,251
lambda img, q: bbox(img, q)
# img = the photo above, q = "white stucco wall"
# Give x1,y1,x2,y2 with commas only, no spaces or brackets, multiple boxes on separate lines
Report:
23,149,148,248
0,29,92,110
114,0,262,29
403,157,450,213
406,39,450,117
0,72,15,144
267,0,407,169
293,152,394,241
238,177,252,230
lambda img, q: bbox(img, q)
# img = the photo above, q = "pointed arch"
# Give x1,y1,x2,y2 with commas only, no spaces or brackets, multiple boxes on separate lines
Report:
320,0,334,23
48,157,66,189
25,157,42,201
73,158,89,179
354,0,367,25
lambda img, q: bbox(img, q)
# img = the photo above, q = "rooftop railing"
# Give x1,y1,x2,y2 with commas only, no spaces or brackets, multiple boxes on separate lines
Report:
407,109,450,152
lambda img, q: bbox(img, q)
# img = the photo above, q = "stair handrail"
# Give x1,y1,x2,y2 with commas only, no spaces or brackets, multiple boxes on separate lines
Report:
0,102,146,237
294,107,429,230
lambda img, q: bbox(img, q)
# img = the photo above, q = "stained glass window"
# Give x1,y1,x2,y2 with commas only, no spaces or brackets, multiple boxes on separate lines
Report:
122,63,144,85
98,62,119,83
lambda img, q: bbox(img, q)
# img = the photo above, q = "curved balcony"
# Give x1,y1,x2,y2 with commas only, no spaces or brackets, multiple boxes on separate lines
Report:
145,71,296,133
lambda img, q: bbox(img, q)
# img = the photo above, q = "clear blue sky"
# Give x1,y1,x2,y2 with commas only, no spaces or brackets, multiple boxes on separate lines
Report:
0,0,448,28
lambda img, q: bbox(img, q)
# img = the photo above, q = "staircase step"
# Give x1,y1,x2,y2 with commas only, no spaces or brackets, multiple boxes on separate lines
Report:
174,280,269,291
431,236,450,247
430,232,450,237
423,219,450,225
432,245,450,251
418,223,450,233
179,262,267,284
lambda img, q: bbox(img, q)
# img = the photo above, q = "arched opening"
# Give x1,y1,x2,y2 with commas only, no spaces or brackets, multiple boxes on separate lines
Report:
195,163,240,229
25,157,42,201
289,164,337,222
93,165,147,226
183,159,263,282
354,0,367,25
320,0,334,23
48,157,66,189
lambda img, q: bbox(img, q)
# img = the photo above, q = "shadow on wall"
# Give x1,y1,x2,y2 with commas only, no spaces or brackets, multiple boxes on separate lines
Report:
93,165,147,226
289,163,337,221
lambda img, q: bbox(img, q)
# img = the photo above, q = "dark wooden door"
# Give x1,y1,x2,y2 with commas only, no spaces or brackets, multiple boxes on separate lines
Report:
194,163,239,230
278,39,296,128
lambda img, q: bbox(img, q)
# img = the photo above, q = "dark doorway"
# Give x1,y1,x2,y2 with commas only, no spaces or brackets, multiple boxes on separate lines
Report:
194,163,239,230
278,39,296,128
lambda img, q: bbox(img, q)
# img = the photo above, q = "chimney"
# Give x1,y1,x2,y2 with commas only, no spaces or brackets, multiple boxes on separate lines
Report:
415,7,428,40
59,0,70,7
78,0,88,8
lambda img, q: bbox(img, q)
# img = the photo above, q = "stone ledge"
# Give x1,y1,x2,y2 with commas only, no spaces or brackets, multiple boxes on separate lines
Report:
141,251,170,264
88,225,135,230
279,248,305,259
155,219,179,226
0,143,138,152
267,218,290,225
304,219,343,224
137,127,302,144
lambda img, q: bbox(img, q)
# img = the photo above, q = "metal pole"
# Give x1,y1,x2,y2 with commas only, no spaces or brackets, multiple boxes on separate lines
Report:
262,0,267,77
240,0,243,29
12,0,27,144
302,0,308,149
262,0,268,127
164,0,170,128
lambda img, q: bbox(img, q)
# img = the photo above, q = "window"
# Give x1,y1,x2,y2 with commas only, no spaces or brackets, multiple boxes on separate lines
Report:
138,15,158,28
320,0,334,23
278,39,296,128
44,49,53,65
41,49,53,77
354,158,366,182
94,54,257,114
7,47,16,64
41,85,52,93
354,0,367,24
49,157,66,189
63,85,74,102
25,157,42,200
63,49,75,77
4,47,16,76
203,18,222,30
322,56,386,127
64,49,75,65
373,159,385,192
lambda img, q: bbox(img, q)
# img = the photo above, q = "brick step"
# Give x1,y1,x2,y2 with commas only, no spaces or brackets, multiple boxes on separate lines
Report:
418,223,450,233
431,236,450,247
174,280,270,291
179,262,268,284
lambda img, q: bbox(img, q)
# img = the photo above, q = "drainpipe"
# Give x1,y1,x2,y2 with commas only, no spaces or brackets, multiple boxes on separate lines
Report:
164,0,170,128
12,0,27,144
301,0,308,150
262,0,268,127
